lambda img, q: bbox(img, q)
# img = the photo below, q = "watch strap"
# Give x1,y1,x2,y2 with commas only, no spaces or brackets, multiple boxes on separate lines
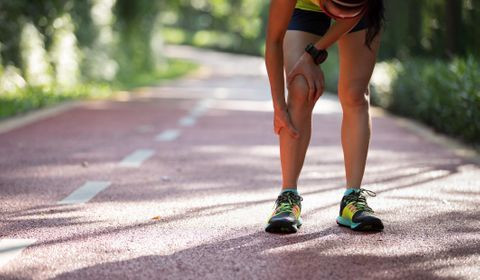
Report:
305,43,328,65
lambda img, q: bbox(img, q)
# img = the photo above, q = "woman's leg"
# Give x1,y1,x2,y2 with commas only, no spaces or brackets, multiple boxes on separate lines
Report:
337,30,381,189
265,30,323,234
335,30,384,232
281,30,322,189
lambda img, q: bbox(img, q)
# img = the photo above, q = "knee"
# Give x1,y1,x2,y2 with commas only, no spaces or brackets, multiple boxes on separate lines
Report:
338,85,370,111
287,75,310,109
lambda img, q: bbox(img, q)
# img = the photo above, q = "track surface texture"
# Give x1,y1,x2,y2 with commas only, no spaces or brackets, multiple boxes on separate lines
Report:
1,45,479,280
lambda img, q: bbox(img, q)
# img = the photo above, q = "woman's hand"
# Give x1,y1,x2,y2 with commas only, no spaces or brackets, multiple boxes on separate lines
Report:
274,107,299,139
286,53,325,103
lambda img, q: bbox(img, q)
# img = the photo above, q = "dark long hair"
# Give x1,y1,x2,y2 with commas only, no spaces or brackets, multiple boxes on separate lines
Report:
364,0,385,48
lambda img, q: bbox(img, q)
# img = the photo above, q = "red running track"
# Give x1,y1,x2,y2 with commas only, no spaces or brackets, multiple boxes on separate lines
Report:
0,46,479,280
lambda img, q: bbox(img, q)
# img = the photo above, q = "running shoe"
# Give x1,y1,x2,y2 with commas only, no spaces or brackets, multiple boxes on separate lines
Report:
265,191,303,234
336,188,384,231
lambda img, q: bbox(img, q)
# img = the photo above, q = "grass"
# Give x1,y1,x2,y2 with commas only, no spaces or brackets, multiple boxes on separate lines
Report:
113,58,197,90
162,27,265,56
0,58,197,119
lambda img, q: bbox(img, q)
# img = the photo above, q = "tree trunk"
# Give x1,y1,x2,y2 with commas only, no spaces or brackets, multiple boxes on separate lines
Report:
445,0,463,58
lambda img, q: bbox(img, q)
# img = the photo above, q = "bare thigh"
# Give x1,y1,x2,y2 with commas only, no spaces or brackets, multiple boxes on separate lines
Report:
283,31,323,107
337,30,381,100
283,30,322,73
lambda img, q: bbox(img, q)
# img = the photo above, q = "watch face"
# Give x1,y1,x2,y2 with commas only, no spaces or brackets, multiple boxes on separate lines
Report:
315,50,328,64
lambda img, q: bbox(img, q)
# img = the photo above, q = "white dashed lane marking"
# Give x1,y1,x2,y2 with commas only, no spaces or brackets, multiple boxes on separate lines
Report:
0,239,36,268
118,149,155,167
190,99,213,116
178,99,213,127
155,129,181,142
58,181,111,204
178,116,196,127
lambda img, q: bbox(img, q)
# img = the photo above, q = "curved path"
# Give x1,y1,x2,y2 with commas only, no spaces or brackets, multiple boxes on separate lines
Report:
0,46,479,280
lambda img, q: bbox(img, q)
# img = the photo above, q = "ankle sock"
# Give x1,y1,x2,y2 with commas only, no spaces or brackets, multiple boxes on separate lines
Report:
344,188,359,196
281,188,298,195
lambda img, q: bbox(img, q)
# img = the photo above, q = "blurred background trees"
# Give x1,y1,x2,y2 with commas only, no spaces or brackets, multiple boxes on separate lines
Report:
380,0,480,59
160,0,267,55
0,0,478,145
370,0,480,145
0,0,194,118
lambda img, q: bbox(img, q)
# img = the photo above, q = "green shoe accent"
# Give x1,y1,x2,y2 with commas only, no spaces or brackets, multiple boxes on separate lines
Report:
265,191,303,234
337,188,384,232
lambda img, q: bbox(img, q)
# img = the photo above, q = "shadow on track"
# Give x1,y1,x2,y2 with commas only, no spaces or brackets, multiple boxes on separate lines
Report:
50,210,480,280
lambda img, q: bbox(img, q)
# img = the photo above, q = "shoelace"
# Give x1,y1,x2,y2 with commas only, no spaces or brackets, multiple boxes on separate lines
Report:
275,192,302,214
344,188,377,213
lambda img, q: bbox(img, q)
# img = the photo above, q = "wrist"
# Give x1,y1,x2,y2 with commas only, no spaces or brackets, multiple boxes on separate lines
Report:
301,52,316,64
305,43,328,65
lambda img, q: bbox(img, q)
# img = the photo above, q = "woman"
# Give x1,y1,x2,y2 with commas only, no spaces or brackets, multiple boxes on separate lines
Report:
265,0,385,233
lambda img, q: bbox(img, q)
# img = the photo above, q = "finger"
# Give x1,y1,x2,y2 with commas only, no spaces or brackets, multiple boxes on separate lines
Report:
314,79,321,103
320,72,325,91
274,118,281,135
315,90,322,103
314,80,325,102
285,119,300,139
306,76,315,102
287,124,300,139
286,71,298,87
274,122,282,135
319,80,325,99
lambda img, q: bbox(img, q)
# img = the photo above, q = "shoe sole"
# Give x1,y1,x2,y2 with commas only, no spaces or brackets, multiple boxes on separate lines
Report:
336,216,383,232
265,219,303,234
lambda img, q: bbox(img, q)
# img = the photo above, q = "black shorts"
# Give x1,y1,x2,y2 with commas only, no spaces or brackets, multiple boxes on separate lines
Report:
287,8,369,36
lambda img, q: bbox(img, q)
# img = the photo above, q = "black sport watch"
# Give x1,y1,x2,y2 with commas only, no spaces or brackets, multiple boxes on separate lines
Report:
305,43,328,65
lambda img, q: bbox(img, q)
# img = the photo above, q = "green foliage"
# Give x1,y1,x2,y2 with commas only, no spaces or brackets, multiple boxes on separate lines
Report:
0,85,105,119
1,0,479,147
381,0,480,60
114,0,162,79
0,59,196,119
113,59,197,90
371,57,480,145
0,0,199,119
322,47,339,93
162,27,263,55
161,0,268,55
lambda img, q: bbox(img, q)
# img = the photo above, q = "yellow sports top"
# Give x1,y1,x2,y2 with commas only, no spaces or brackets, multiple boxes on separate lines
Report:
295,0,322,12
